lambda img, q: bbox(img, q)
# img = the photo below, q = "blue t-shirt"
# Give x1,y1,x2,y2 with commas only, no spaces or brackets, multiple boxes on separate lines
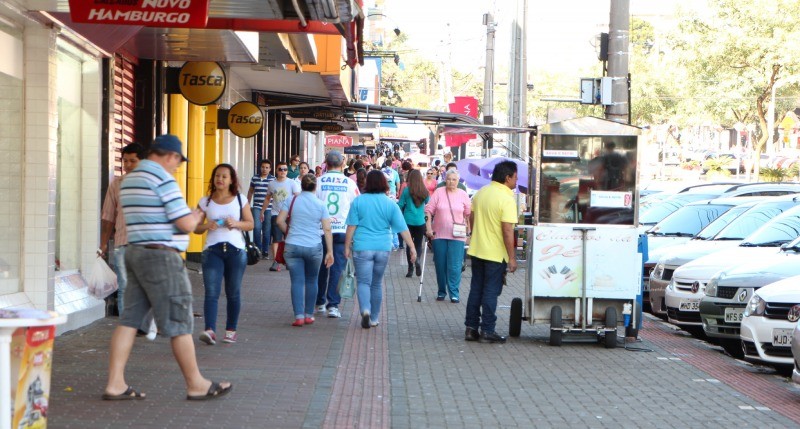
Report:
282,192,329,248
381,167,400,197
346,193,408,252
397,188,429,226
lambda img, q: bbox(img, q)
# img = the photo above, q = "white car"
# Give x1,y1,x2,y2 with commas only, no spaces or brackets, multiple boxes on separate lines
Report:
792,319,800,384
740,275,800,367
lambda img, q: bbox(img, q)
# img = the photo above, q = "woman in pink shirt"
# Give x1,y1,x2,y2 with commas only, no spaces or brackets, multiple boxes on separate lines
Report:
423,168,438,195
425,170,471,303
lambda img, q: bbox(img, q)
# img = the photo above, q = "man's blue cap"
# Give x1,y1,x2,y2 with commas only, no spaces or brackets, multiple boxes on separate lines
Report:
152,134,188,162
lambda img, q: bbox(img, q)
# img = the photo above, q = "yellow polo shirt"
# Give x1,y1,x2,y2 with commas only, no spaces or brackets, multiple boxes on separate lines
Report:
468,181,518,263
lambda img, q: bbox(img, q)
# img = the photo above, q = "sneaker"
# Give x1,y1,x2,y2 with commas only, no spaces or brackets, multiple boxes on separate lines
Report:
304,317,315,325
316,305,327,313
361,311,371,329
328,307,341,318
370,320,380,327
479,331,507,344
275,264,283,272
222,330,237,343
262,253,270,260
199,330,216,345
291,318,304,327
146,319,158,341
269,261,280,271
464,327,480,342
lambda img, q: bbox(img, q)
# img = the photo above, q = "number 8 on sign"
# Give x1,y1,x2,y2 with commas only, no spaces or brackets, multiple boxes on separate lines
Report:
327,192,340,215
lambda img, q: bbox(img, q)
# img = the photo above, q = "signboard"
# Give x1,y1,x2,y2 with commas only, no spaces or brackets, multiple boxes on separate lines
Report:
287,109,340,120
531,225,640,299
178,62,226,106
589,191,633,209
301,122,344,133
543,149,579,158
227,101,263,138
325,135,353,147
69,0,210,28
344,145,367,155
11,326,55,429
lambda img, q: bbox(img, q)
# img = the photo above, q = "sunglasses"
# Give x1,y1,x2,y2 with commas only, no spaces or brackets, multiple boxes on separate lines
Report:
427,173,435,175
278,168,288,171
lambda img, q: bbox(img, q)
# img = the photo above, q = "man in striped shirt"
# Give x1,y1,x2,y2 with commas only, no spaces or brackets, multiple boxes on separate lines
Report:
103,135,232,401
247,159,274,258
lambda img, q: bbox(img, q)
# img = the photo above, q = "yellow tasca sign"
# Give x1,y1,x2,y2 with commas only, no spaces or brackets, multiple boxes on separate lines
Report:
228,101,263,138
179,61,226,105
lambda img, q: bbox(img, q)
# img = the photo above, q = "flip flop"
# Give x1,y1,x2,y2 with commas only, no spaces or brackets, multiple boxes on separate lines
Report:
186,381,232,401
102,386,146,401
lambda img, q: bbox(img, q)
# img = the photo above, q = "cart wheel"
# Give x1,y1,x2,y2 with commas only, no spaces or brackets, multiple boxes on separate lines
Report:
549,306,563,347
509,297,523,337
604,307,618,349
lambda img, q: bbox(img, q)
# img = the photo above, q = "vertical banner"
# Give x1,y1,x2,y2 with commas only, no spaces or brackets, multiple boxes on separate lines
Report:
445,96,478,147
11,326,56,429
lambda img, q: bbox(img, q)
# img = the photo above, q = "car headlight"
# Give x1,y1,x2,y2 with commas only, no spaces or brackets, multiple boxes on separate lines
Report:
651,262,665,281
705,277,719,298
743,294,765,318
667,279,675,291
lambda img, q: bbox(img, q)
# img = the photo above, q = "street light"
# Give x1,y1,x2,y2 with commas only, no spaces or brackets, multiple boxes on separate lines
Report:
366,13,401,36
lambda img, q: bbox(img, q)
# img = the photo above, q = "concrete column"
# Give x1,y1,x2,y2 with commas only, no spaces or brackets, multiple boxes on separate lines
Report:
605,0,630,124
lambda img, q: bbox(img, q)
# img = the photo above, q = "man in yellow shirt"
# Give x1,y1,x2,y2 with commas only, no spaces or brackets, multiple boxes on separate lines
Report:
465,160,519,344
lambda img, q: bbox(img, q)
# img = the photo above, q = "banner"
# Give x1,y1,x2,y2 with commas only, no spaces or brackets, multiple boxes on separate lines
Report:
445,96,478,147
325,135,353,148
69,0,210,28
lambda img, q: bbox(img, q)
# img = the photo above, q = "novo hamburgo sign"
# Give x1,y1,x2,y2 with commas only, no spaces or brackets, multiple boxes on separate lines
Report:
69,0,210,28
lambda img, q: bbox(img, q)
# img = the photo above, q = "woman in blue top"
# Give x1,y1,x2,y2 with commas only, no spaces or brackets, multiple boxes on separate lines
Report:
397,169,429,278
345,170,417,329
276,174,334,327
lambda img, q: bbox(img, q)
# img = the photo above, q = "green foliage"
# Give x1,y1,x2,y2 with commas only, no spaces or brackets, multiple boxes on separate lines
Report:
759,167,787,182
702,158,732,176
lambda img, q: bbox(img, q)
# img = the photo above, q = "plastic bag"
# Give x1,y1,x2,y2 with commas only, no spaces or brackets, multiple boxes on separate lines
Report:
337,257,356,299
88,255,118,299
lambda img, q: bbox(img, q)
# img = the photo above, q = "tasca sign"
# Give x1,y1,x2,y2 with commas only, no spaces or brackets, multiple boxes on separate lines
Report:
227,102,263,138
179,62,226,106
69,0,210,28
325,135,353,147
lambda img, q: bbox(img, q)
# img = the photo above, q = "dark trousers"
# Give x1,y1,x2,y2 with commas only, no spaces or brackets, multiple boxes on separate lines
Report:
465,256,506,334
406,224,426,267
316,233,346,309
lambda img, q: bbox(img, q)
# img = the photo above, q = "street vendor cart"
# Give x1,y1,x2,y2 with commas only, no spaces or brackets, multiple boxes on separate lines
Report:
509,117,642,348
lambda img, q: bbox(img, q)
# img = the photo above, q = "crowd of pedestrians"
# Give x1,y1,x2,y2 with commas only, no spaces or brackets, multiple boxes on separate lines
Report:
99,137,519,402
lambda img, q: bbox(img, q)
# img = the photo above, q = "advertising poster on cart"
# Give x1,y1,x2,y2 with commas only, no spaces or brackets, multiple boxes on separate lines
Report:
531,225,641,299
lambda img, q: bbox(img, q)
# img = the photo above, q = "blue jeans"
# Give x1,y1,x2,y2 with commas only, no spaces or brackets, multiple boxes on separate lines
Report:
201,242,247,332
432,239,465,300
353,250,390,323
465,256,506,334
252,206,271,254
316,233,346,309
284,243,323,318
112,245,128,315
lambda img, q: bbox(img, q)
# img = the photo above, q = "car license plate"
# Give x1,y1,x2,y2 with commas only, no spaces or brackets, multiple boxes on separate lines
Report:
723,307,744,323
772,328,793,347
679,300,699,312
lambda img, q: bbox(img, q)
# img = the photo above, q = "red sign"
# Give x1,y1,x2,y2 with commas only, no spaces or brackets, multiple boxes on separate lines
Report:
445,96,479,147
325,135,353,148
69,0,210,28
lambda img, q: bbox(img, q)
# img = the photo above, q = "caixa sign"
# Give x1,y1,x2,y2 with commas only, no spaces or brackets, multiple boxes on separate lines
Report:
69,0,210,28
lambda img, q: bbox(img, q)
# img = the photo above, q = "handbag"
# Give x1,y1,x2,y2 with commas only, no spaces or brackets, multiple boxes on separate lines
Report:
337,257,356,299
237,194,261,265
274,195,297,265
446,191,468,238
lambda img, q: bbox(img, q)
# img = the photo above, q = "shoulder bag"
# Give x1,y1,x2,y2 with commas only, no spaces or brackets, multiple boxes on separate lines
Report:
446,191,468,238
237,194,261,265
274,195,297,265
337,257,356,299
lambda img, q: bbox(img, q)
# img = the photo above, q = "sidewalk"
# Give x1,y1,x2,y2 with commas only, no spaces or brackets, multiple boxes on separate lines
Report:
48,249,800,428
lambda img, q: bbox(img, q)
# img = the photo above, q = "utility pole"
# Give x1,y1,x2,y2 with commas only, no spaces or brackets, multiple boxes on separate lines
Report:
507,0,528,159
483,12,496,158
605,0,630,124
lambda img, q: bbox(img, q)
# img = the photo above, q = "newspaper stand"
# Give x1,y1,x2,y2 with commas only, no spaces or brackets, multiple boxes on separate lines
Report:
509,117,642,347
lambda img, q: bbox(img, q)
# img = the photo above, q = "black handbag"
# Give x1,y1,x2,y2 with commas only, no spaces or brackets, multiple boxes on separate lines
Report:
237,194,261,265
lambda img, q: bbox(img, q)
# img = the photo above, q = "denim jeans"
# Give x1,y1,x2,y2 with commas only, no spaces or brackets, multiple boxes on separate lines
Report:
201,242,247,332
353,250,390,323
284,243,323,318
316,233,346,309
112,245,128,315
465,256,506,334
251,206,271,254
432,239,465,300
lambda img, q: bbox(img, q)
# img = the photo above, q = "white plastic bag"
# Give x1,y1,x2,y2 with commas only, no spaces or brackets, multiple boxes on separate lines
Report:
88,255,118,299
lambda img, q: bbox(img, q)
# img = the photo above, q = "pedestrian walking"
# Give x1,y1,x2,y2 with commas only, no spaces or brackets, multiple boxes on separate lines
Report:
397,169,429,278
425,170,471,302
103,134,231,401
263,161,301,271
247,159,274,259
345,170,416,329
315,151,360,319
464,160,519,344
195,164,254,345
423,168,438,195
286,154,302,179
293,161,311,186
276,174,334,326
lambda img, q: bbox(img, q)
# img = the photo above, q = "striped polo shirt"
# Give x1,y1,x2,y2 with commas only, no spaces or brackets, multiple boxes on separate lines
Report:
120,159,192,251
249,174,274,210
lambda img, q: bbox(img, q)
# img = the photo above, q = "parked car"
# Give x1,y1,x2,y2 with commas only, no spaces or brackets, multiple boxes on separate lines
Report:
662,203,800,327
792,319,800,384
700,236,800,357
740,274,800,367
649,195,800,316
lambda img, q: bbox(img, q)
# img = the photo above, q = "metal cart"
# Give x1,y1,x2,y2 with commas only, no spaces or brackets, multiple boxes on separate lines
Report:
509,117,642,347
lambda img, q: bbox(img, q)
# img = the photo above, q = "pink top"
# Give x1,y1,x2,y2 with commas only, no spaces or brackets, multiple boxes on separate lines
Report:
424,178,438,195
425,187,471,242
101,176,128,246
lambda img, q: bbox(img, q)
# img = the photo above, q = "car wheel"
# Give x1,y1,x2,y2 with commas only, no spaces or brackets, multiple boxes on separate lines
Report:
549,306,563,346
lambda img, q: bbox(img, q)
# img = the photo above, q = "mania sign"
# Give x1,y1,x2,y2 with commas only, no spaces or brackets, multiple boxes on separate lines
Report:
179,62,226,106
69,0,210,28
228,102,263,138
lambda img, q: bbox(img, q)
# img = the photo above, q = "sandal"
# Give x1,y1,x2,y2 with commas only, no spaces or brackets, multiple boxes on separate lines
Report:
186,381,232,401
102,386,146,401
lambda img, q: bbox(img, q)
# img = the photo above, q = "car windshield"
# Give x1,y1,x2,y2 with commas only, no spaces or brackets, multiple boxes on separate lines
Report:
639,193,718,225
714,202,800,240
649,203,733,236
694,205,750,240
740,206,800,246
